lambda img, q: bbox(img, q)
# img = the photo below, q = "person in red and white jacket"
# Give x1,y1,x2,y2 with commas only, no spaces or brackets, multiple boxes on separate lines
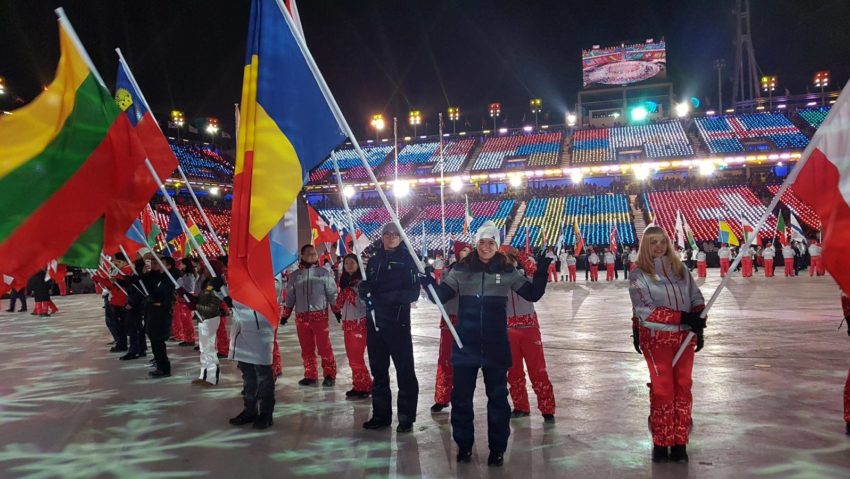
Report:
92,253,133,353
433,252,445,284
696,250,707,278
281,244,339,387
809,240,824,276
505,249,556,423
603,247,616,281
629,226,706,464
781,243,796,277
763,244,776,277
717,244,731,277
430,241,470,413
587,248,600,281
332,253,373,399
840,290,850,435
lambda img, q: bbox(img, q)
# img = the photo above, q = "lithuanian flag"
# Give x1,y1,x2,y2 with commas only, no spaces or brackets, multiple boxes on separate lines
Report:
229,0,345,326
0,16,145,279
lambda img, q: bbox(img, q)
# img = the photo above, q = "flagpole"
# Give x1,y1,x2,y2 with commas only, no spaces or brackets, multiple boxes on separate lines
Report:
130,222,200,317
273,0,461,348
144,159,217,278
115,48,228,257
394,116,399,216
672,138,821,366
55,9,106,88
439,113,447,256
118,244,149,295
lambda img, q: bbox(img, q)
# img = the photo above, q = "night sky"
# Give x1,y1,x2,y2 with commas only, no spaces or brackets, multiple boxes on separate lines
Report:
1,0,848,139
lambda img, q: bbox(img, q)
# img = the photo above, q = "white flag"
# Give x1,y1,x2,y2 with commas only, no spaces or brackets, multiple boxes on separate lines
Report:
789,213,806,243
674,209,685,250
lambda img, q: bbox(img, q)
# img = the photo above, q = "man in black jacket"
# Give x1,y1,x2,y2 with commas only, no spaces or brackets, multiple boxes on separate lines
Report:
358,222,422,433
143,256,177,378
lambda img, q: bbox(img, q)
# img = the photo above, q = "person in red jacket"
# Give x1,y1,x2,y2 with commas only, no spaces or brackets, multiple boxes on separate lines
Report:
431,242,470,413
93,254,133,352
505,249,556,423
842,291,850,435
332,254,373,398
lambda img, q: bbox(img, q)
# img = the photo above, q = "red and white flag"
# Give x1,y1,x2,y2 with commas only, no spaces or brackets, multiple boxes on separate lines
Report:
792,80,850,294
609,224,618,254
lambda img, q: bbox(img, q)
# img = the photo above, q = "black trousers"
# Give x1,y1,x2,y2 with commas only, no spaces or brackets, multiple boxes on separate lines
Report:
146,304,172,374
7,289,27,311
126,307,146,355
451,366,511,454
366,319,419,424
110,306,127,349
238,361,275,417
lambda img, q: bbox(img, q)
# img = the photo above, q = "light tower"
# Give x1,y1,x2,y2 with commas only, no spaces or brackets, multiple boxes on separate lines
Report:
489,102,501,130
731,0,761,107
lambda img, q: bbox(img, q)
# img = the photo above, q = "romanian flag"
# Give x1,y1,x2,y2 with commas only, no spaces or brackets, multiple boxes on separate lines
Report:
0,17,145,280
230,0,345,326
573,220,585,256
718,221,740,246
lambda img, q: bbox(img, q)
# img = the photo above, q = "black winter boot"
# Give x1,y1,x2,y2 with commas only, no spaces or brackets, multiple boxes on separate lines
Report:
669,445,688,463
652,445,669,463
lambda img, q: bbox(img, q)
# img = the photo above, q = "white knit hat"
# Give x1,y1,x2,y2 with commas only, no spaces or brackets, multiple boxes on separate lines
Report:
475,221,501,248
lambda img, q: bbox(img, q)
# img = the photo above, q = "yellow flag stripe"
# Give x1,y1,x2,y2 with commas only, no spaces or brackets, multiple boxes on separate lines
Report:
0,26,90,179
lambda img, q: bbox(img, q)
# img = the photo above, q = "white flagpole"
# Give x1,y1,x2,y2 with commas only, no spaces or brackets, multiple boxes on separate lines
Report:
672,130,824,366
273,0,462,348
115,48,228,257
144,159,217,278
439,113,447,256
118,244,149,295
55,9,105,88
394,116,399,216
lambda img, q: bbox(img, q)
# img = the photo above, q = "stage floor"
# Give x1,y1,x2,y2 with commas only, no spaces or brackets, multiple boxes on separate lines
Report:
1,272,849,478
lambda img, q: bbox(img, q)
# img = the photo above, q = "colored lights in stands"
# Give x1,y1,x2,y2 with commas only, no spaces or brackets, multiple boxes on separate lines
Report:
760,75,776,93
674,102,690,118
393,180,411,198
170,110,185,127
698,161,715,177
489,102,501,118
450,177,463,192
370,114,385,131
630,106,648,122
408,110,422,126
342,185,356,198
529,98,542,114
813,71,830,88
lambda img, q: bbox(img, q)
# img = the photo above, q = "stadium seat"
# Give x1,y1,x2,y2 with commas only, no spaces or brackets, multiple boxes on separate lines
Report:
694,113,809,154
767,185,821,229
797,107,831,129
169,142,234,183
471,132,562,171
571,121,693,165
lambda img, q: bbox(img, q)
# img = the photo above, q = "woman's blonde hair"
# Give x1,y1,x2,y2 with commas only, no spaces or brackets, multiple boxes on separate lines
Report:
635,225,686,279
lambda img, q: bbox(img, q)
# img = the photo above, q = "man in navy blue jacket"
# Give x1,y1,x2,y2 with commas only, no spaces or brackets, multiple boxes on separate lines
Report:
358,222,421,433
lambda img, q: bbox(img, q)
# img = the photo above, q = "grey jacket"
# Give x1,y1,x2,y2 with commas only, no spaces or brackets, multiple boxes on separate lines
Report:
629,257,705,332
229,278,282,365
284,265,337,314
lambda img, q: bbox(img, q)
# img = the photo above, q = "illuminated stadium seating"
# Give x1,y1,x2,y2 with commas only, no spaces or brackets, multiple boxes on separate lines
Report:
572,121,693,165
374,139,477,178
471,132,562,171
170,142,233,183
150,204,230,258
694,113,809,154
405,199,515,251
767,185,821,229
309,146,392,182
644,186,777,242
510,195,635,249
432,138,476,173
797,107,831,129
316,205,413,240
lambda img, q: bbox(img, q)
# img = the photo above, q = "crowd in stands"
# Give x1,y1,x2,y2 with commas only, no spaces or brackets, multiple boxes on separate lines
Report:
169,142,233,183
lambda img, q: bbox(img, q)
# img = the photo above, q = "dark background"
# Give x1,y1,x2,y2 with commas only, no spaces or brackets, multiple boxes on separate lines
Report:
1,0,848,138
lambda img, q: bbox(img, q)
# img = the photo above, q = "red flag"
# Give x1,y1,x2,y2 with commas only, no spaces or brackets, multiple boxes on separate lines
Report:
609,224,618,254
524,226,531,254
573,220,584,257
307,205,340,244
793,80,850,295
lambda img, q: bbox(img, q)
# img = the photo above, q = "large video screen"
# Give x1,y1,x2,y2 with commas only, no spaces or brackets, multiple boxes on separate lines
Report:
582,39,666,88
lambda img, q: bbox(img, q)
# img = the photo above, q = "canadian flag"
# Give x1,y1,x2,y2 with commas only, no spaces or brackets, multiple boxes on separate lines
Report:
792,80,850,294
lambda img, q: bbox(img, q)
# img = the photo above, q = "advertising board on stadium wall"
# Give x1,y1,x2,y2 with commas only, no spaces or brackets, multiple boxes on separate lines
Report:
582,39,666,88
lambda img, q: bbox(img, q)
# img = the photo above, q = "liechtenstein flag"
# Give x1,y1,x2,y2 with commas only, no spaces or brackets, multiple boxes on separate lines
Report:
229,0,346,326
109,60,178,252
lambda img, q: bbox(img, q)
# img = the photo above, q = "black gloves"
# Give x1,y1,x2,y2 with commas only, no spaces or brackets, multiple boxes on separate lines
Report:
333,310,342,323
210,276,225,292
846,317,850,337
632,327,641,354
695,332,705,352
280,314,290,325
364,297,375,311
357,280,373,300
534,253,552,276
419,271,435,290
680,311,706,332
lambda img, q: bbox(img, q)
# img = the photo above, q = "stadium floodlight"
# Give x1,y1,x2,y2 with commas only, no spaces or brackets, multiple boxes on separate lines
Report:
448,106,459,133
370,113,385,141
206,117,219,134
342,185,356,198
449,177,463,192
408,110,421,136
170,110,185,128
698,161,715,177
489,102,501,130
0,76,6,96
674,102,690,118
566,113,577,127
761,75,777,109
209,186,220,196
630,106,648,122
393,180,411,198
530,98,542,126
570,170,583,184
814,71,830,105
509,175,522,188
633,164,650,181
